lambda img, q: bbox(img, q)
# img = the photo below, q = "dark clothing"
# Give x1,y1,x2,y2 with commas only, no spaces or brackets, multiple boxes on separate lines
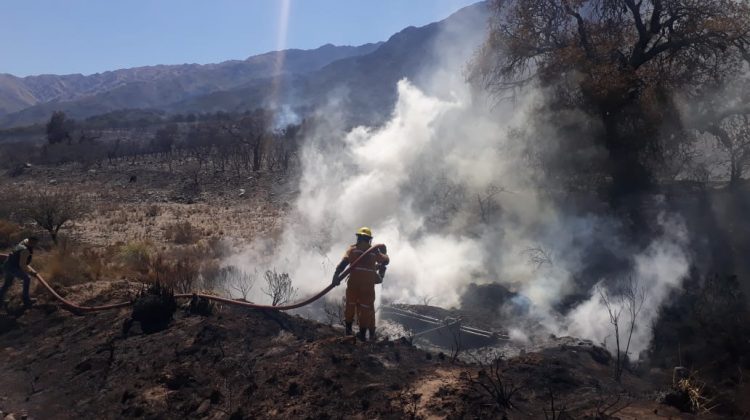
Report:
5,242,32,271
0,266,32,305
1,240,35,305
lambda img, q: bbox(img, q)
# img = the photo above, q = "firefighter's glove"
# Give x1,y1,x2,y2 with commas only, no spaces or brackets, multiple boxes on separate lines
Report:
332,260,348,287
332,269,343,286
378,244,387,254
377,265,387,280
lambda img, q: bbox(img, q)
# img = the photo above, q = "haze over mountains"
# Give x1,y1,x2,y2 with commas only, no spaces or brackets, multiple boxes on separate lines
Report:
0,44,381,125
0,2,487,129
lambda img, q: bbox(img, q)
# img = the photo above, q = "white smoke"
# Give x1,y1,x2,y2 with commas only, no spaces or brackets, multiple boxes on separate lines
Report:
226,77,689,358
226,79,522,308
565,213,690,358
273,104,301,130
222,5,692,358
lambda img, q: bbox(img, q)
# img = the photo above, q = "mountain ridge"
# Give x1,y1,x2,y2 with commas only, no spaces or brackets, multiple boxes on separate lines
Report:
165,1,489,126
0,42,382,121
0,1,489,128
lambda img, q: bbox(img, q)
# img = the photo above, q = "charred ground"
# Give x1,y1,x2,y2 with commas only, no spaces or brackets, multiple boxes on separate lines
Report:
0,147,749,418
2,280,738,420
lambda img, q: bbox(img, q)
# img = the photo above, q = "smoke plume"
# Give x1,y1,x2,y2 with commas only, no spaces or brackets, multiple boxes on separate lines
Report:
224,5,691,359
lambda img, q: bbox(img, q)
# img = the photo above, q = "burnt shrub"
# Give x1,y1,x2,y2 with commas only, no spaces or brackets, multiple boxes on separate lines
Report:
124,282,177,335
649,275,750,378
262,269,296,306
187,294,214,317
147,250,201,294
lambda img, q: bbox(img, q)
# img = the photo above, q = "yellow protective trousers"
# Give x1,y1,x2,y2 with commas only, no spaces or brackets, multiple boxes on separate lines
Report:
345,276,376,329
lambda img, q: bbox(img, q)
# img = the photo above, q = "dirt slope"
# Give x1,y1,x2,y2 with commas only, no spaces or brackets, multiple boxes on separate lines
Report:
0,281,722,419
0,282,469,419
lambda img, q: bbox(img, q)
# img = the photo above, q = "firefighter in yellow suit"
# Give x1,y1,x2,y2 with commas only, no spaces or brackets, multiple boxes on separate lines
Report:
332,227,389,341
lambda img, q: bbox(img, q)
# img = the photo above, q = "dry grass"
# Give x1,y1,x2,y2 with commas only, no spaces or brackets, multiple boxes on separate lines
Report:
1,160,290,299
71,202,282,248
675,373,716,414
202,236,229,259
117,241,153,274
164,221,200,245
144,204,161,218
0,219,26,249
36,243,108,286
110,210,130,226
19,236,242,298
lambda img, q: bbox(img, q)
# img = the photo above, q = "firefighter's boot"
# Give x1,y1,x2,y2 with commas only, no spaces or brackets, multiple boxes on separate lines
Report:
357,328,366,342
345,321,353,336
368,328,377,342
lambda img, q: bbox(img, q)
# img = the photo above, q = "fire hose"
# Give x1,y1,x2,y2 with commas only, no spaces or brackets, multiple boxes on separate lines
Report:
0,244,385,314
411,318,461,339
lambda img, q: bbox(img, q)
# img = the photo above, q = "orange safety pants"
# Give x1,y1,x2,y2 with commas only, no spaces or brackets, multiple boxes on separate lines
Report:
345,276,376,329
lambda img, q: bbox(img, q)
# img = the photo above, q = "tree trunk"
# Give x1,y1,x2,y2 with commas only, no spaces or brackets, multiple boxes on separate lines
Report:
253,140,262,172
730,154,742,188
602,111,653,200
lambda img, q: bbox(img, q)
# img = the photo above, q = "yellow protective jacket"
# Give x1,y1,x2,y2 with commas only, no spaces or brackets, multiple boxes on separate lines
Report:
344,243,389,286
342,242,389,329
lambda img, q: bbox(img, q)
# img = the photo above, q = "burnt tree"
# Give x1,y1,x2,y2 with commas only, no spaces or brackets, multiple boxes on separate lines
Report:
471,0,750,197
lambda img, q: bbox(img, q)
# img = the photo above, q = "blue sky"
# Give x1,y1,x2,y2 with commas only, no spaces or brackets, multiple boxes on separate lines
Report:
0,0,479,77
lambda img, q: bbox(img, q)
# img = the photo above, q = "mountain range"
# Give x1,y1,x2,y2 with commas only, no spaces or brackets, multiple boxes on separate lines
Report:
0,2,487,129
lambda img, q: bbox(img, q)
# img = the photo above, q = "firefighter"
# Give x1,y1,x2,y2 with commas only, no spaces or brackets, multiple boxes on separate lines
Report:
1,237,40,308
332,227,389,341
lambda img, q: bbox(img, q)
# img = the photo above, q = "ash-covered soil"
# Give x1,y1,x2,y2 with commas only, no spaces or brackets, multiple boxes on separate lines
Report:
0,281,723,419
